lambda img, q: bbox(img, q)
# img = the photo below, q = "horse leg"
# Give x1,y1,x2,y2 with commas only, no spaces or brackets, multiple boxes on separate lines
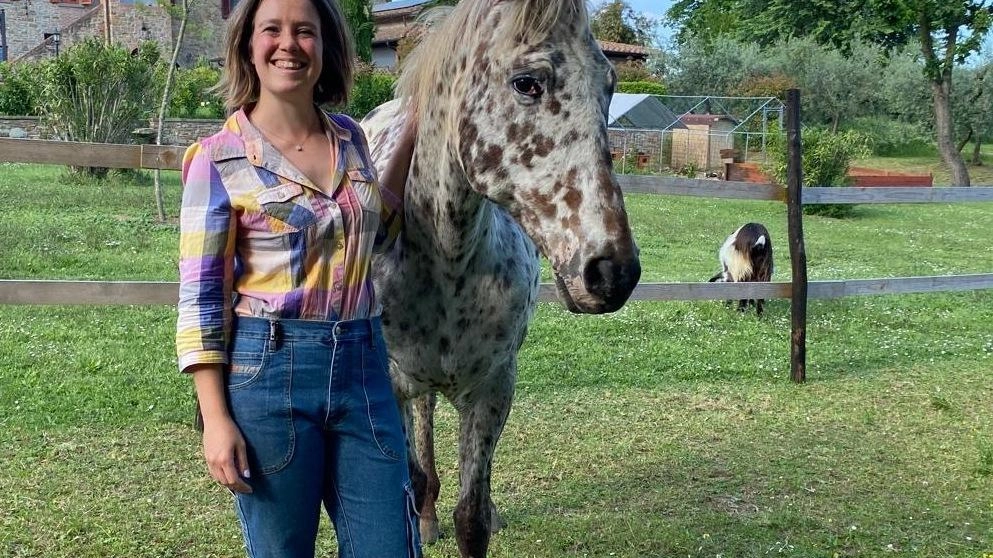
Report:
412,392,441,543
453,376,514,558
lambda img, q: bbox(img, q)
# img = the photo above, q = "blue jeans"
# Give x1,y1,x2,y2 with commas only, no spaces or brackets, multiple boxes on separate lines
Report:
226,316,421,558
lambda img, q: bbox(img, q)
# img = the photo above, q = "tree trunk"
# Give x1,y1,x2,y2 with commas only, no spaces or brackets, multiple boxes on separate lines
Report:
955,125,972,153
972,136,983,166
931,80,970,186
153,0,192,222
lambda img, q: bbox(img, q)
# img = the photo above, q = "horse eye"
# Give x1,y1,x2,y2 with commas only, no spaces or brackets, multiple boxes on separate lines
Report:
512,76,544,98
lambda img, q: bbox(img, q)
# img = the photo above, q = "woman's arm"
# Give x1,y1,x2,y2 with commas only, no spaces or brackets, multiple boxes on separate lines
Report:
191,364,252,493
177,143,249,493
377,112,417,209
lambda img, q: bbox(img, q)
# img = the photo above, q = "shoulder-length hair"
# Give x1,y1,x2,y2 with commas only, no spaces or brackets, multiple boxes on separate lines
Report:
217,0,355,111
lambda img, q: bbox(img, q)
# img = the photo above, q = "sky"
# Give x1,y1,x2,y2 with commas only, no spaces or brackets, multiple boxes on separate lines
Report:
616,0,674,47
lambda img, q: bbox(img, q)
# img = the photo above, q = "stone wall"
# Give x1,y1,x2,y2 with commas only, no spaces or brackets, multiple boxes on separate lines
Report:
0,115,222,145
0,116,43,138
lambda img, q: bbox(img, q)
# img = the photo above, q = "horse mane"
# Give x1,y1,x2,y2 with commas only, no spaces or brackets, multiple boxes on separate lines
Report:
396,0,586,136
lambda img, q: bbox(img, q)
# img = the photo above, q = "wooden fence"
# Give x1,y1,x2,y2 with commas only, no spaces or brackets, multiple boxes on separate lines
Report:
3,91,993,382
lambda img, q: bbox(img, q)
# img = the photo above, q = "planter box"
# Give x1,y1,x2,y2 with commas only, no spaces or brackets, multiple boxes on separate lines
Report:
848,167,933,187
725,162,933,187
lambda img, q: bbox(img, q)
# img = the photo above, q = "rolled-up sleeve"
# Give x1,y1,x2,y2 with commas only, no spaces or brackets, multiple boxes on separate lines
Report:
176,142,236,373
374,176,403,253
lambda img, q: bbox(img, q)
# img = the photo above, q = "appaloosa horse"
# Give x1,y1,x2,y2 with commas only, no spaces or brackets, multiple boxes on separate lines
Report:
361,1,641,556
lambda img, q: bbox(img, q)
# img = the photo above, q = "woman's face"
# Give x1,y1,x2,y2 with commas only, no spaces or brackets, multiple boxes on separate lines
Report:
249,0,323,104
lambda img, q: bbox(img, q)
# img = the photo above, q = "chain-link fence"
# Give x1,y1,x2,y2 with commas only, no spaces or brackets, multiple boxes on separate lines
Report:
608,95,786,177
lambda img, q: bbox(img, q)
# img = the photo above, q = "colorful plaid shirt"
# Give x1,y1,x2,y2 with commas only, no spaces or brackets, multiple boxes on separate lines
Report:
176,108,401,373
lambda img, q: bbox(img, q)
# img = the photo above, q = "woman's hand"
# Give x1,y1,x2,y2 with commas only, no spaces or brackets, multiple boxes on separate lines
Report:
202,416,253,494
191,364,253,494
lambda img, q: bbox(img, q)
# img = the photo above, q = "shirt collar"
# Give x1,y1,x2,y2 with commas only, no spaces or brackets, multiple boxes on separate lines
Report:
223,105,352,168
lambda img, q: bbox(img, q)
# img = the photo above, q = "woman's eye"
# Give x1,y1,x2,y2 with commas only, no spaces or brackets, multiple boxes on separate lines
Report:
512,76,544,98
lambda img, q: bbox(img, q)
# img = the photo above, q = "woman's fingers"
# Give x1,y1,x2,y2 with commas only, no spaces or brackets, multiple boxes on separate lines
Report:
203,419,253,493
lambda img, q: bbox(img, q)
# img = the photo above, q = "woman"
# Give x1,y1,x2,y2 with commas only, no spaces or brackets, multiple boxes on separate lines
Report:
176,0,419,555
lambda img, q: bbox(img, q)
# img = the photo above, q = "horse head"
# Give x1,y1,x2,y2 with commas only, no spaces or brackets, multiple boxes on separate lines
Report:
399,0,641,314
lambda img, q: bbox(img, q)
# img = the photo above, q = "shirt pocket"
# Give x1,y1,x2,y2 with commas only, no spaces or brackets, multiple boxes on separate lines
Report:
256,182,318,232
347,168,383,217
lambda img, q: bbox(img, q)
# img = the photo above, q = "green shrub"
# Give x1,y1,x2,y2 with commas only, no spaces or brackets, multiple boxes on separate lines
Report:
0,62,43,116
169,64,224,119
845,116,935,157
617,81,666,95
614,60,654,82
343,66,396,119
764,127,871,218
38,39,164,177
734,73,797,100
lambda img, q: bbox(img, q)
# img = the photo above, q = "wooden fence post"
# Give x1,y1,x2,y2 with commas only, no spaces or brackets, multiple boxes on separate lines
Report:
786,89,808,383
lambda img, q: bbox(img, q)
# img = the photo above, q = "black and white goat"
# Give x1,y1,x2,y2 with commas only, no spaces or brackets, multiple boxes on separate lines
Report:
708,223,774,316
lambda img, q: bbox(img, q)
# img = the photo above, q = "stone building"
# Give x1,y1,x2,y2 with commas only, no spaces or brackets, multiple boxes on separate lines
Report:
0,0,227,65
1,0,654,68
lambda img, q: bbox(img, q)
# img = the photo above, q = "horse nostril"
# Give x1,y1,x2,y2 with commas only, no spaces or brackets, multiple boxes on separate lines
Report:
583,256,641,309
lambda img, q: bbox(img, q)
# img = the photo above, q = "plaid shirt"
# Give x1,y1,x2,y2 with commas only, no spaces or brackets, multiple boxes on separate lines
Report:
176,108,401,373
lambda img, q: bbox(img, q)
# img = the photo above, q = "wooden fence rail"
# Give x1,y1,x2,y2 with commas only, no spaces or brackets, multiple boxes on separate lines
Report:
0,137,185,170
5,274,993,305
3,90,993,383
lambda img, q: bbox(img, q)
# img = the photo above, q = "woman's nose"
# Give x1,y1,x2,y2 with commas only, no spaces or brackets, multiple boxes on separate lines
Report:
278,33,299,51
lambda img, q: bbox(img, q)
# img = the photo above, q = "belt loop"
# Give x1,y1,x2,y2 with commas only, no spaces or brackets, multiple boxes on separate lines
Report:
367,318,376,349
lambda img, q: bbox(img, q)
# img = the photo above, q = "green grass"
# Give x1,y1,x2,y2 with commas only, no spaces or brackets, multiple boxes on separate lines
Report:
1,162,992,557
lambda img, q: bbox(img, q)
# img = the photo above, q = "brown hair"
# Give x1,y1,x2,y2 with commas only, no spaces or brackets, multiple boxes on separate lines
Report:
217,0,355,111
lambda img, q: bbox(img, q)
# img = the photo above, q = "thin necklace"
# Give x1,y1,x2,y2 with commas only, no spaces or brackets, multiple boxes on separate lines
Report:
256,121,322,152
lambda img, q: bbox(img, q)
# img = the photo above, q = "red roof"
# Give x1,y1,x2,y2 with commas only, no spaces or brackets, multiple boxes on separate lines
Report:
597,41,652,56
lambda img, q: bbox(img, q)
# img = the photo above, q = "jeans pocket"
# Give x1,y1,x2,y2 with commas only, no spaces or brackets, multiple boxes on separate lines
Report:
362,342,404,462
227,340,293,475
226,336,269,390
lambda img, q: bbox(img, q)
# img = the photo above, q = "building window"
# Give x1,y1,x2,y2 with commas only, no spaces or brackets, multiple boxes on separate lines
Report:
221,0,241,18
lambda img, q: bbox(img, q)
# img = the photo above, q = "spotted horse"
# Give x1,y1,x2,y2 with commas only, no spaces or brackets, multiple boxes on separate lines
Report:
361,1,641,556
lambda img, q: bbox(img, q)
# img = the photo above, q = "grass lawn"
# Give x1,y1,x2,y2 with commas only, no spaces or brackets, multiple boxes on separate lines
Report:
1,162,991,557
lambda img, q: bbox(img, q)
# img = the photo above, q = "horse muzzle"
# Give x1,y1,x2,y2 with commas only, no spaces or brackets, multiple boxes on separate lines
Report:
554,252,641,314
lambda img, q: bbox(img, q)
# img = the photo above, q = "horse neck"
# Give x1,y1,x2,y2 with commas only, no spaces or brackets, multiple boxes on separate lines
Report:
404,128,491,267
